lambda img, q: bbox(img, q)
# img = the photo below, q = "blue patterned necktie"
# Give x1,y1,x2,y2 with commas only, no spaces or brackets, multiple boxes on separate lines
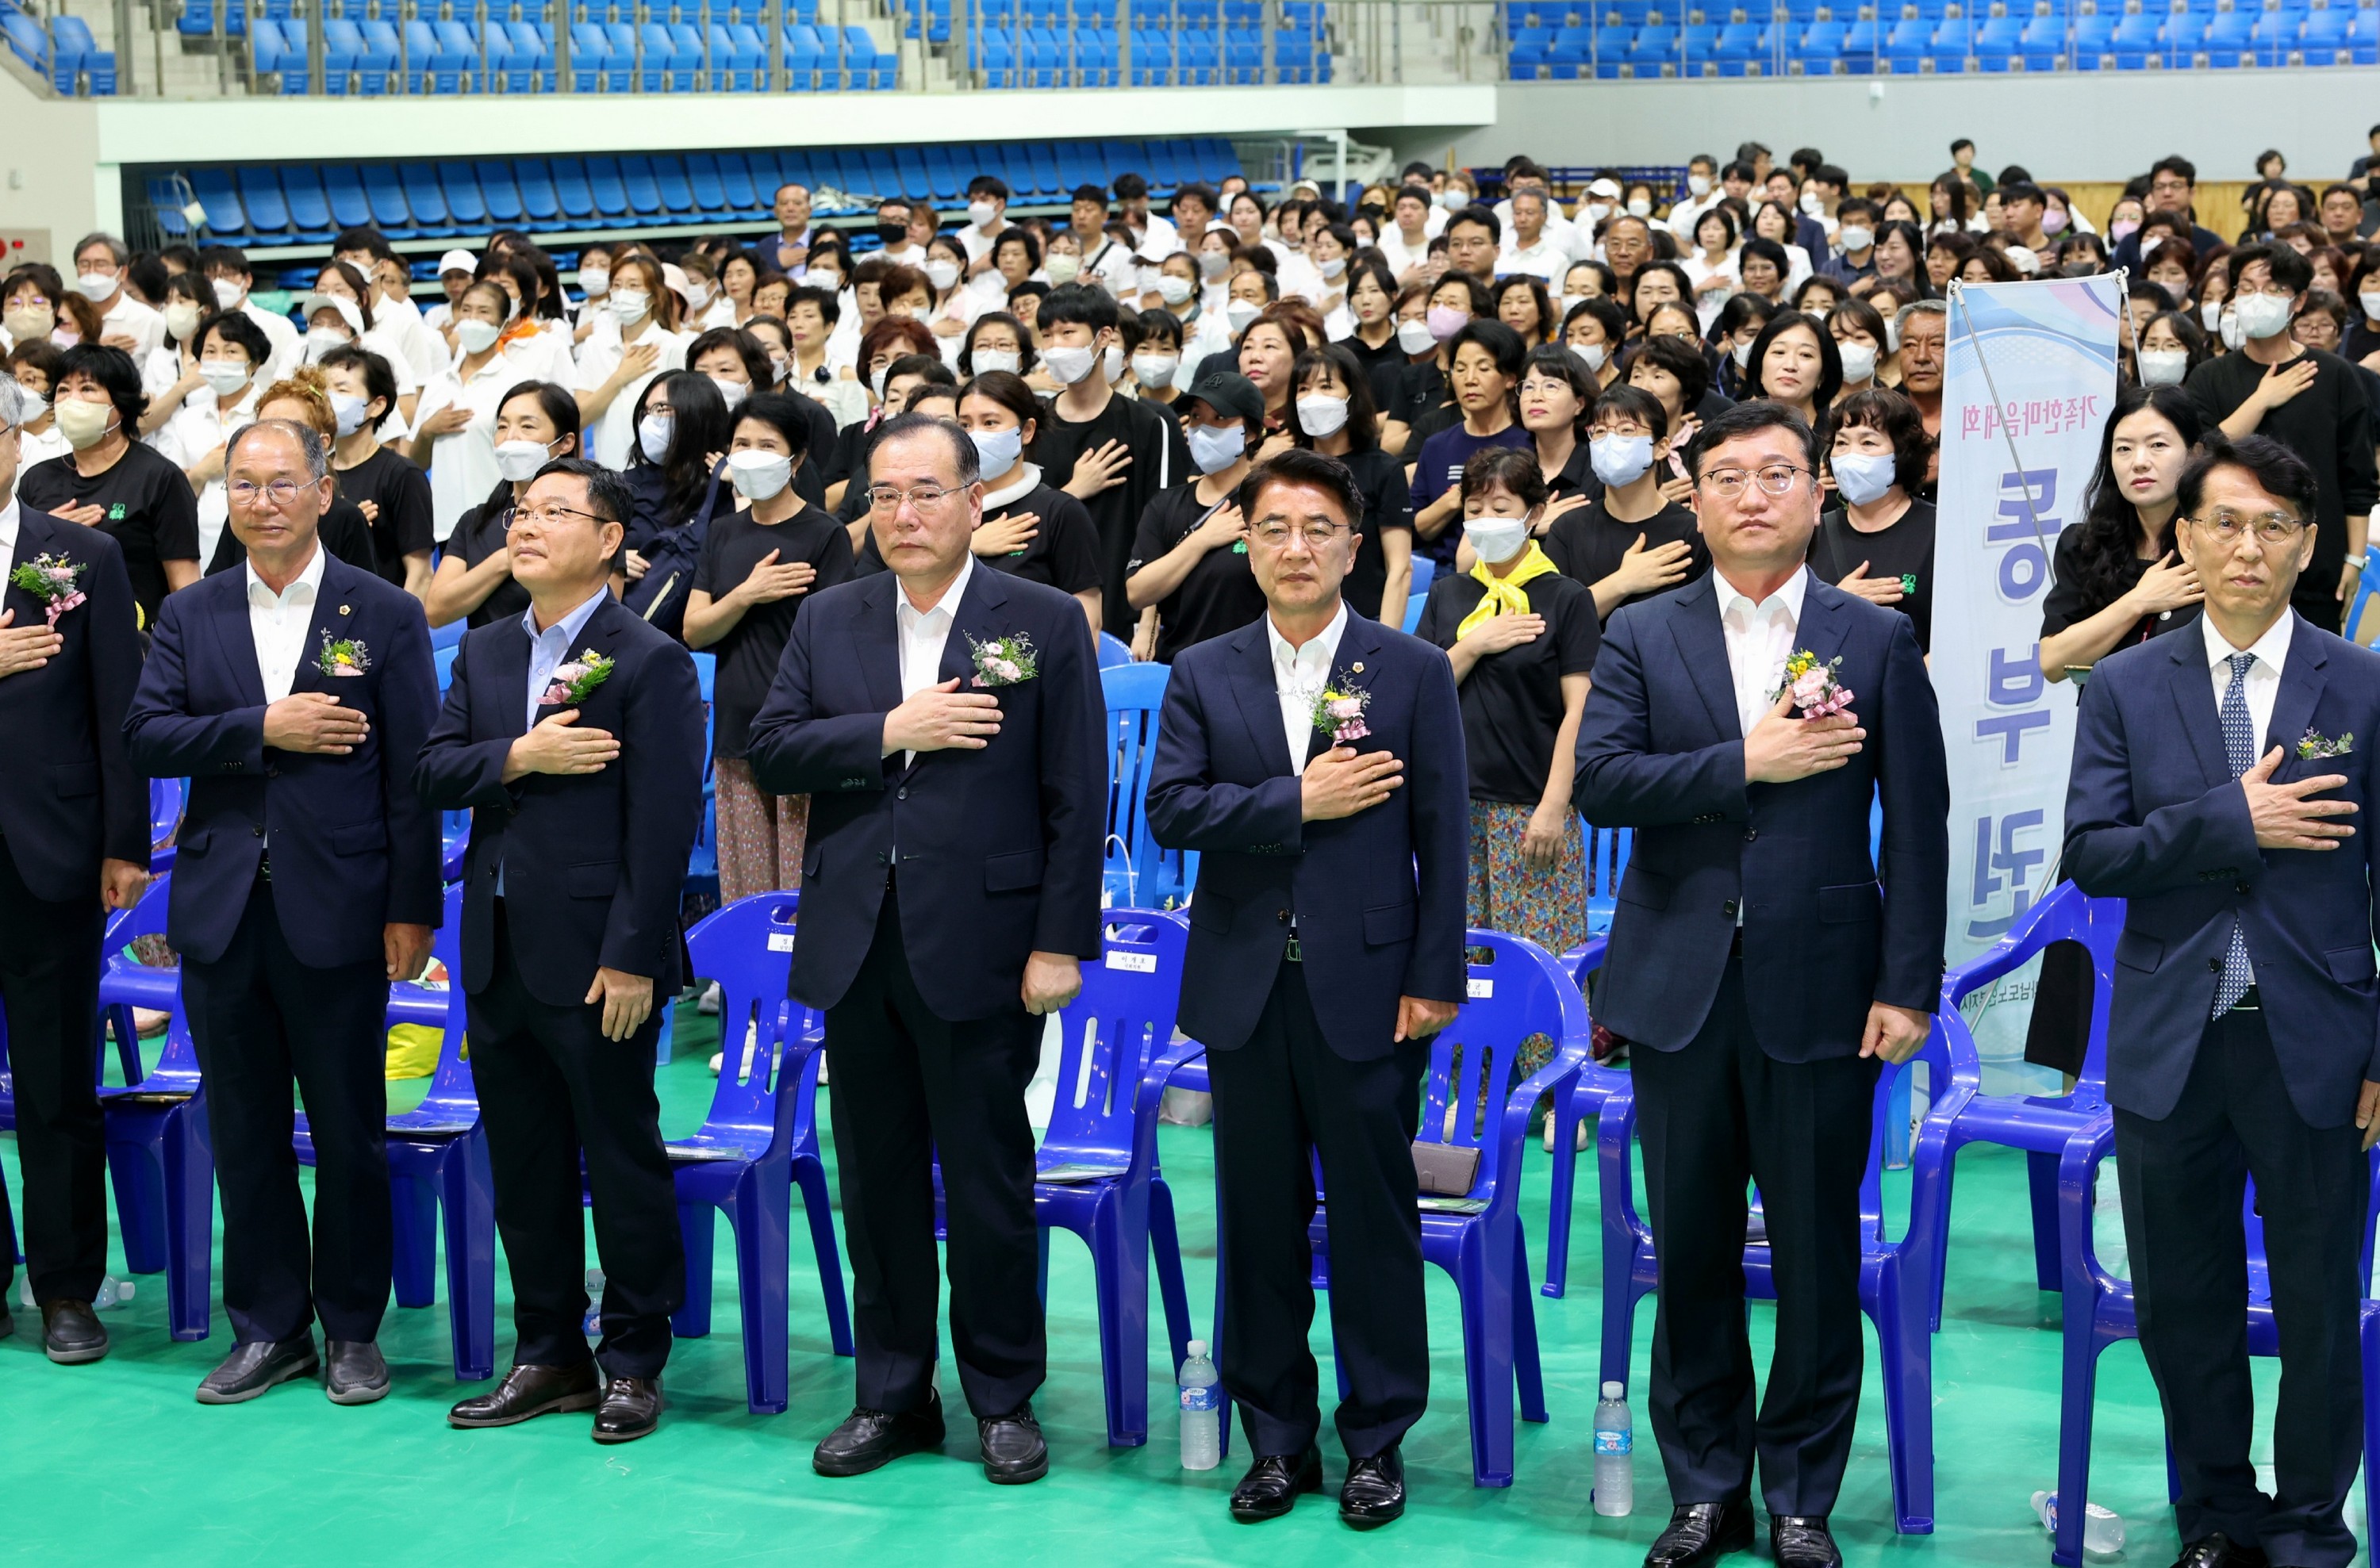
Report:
2213,651,2257,1016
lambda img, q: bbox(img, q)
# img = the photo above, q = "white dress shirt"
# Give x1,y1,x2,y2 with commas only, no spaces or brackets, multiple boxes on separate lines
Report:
102,291,166,362
247,542,328,704
1267,599,1350,778
522,584,612,733
1716,567,1809,739
895,551,976,766
0,495,19,584
2202,609,2293,760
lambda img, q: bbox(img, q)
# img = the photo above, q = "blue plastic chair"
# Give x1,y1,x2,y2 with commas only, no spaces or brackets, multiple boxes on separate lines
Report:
1100,661,1196,908
1035,909,1200,1445
94,872,216,1341
1538,843,1641,1299
677,892,853,1413
2050,1120,2380,1565
1096,631,1132,669
148,776,185,874
1591,988,1964,1532
1303,931,1590,1486
1914,882,2120,1330
1401,554,1436,634
2346,556,2380,643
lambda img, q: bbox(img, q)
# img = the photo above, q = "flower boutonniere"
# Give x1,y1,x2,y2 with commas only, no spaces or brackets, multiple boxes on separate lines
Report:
2298,728,2355,760
1309,672,1373,746
969,631,1038,688
9,553,87,627
1774,649,1854,718
542,648,615,707
314,635,370,677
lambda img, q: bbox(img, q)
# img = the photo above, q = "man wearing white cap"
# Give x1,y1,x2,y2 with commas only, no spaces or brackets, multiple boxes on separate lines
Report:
1570,177,1624,263
421,249,479,335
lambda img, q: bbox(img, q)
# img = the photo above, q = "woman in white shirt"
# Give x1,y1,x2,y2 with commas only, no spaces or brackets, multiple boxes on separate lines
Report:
411,281,535,540
6,343,71,492
573,255,691,470
149,309,271,565
476,252,578,389
1750,201,1816,296
139,271,223,403
1681,206,1743,334
922,235,972,351
719,249,766,328
299,266,422,427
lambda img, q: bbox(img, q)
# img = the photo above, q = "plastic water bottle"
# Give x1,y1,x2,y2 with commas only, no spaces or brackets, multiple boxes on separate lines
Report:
1178,1340,1222,1470
1593,1380,1634,1516
582,1268,605,1337
2033,1489,2125,1557
17,1275,132,1309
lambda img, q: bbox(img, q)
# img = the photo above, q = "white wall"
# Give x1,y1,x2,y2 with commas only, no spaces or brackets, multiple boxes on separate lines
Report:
1442,72,2380,182
0,64,103,262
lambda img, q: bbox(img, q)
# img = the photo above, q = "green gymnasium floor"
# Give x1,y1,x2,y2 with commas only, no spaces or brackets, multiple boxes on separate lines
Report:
1,1014,2331,1566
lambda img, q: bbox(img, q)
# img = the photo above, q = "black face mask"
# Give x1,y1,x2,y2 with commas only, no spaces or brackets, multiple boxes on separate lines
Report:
875,223,908,248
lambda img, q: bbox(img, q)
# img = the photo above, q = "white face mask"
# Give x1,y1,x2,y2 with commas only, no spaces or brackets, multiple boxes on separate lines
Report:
213,278,248,309
638,412,674,463
610,289,651,324
578,266,610,297
2136,347,2190,386
2201,298,2225,330
1438,189,1468,211
1464,516,1531,565
1225,299,1262,334
1296,393,1349,437
870,366,892,401
1829,449,1897,506
14,386,49,420
494,437,554,481
1571,341,1607,374
1397,318,1438,355
1730,339,1755,370
2359,290,2380,324
1319,256,1347,280
75,270,117,302
971,349,1021,376
1626,198,1653,219
1199,251,1230,279
200,360,252,397
305,326,349,362
969,424,1023,475
1185,422,1246,474
1157,275,1196,305
969,200,1000,228
1836,340,1878,382
1591,433,1655,488
2218,310,2245,351
727,449,794,500
924,258,962,290
2236,293,2294,340
1838,224,1875,254
1583,202,1612,226
1042,343,1097,385
1687,174,1713,197
1799,191,1824,216
455,319,501,355
711,374,749,410
1133,353,1180,389
330,390,371,437
1046,255,1081,286
163,302,204,343
770,352,792,385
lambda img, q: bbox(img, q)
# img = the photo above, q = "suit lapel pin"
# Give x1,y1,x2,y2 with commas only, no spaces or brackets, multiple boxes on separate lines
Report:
1351,661,1365,674
338,604,351,615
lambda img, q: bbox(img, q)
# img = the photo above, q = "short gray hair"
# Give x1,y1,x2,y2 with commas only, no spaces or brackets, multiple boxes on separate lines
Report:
1895,298,1948,335
72,232,129,268
867,410,979,489
0,378,28,431
226,417,329,483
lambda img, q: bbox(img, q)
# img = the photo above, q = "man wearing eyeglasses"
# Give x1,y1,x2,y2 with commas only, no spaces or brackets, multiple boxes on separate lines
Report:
125,419,443,1406
1573,402,1947,1568
1145,448,1468,1529
745,412,1107,1486
2064,435,2380,1568
416,460,704,1444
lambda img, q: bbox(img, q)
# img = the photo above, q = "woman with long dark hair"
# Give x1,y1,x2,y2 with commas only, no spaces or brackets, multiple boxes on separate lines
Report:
1286,342,1412,624
2037,385,2206,682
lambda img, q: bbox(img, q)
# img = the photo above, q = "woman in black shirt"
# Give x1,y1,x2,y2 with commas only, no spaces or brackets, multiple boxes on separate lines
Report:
1545,382,1707,619
1806,388,1940,653
319,343,436,592
682,390,855,903
2038,385,2207,683
201,374,379,577
952,370,1104,629
1415,446,1599,1083
422,381,589,632
1285,343,1413,626
1124,370,1264,662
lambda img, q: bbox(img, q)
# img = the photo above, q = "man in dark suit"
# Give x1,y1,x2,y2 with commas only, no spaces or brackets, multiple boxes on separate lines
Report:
2064,435,2380,1568
1573,402,1948,1568
124,418,441,1405
1144,448,1468,1529
417,459,704,1444
0,379,150,1363
745,412,1106,1486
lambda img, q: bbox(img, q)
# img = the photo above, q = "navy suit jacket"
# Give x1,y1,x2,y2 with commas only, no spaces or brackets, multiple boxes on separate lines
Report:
1574,569,1948,1060
743,564,1107,1020
1145,609,1469,1061
2063,614,2380,1128
414,593,704,1007
0,509,148,903
124,550,442,968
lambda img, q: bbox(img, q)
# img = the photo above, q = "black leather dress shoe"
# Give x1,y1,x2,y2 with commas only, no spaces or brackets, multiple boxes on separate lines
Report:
1771,1515,1842,1568
447,1362,601,1428
196,1333,321,1404
324,1340,390,1404
40,1300,108,1365
978,1402,1048,1484
1229,1446,1323,1521
593,1376,662,1443
2172,1534,2270,1568
1338,1445,1407,1528
1645,1501,1756,1568
813,1390,947,1476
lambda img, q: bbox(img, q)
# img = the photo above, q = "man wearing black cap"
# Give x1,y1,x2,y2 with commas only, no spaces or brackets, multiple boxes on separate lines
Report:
1124,370,1267,663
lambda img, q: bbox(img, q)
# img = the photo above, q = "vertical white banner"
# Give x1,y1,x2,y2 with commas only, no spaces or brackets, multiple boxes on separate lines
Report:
1930,277,2123,1094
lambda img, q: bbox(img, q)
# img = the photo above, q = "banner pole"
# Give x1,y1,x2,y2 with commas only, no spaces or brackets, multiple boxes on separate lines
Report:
1948,278,2062,586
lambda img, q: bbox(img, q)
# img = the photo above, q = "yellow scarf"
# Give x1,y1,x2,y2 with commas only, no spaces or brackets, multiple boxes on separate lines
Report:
1456,541,1560,639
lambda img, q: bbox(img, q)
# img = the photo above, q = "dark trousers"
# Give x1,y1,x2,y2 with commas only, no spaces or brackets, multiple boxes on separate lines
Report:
0,835,107,1304
1633,953,1879,1517
1207,960,1430,1460
467,899,681,1380
2115,1001,2367,1568
182,880,391,1344
823,884,1045,1419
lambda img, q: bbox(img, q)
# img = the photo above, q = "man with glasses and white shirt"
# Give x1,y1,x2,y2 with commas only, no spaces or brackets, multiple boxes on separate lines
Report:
125,419,442,1408
1573,402,1947,1568
746,413,1106,1487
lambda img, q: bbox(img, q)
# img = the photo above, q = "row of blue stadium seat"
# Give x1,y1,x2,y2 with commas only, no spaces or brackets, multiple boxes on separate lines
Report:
1503,0,2370,21
5,9,116,92
244,16,896,91
153,136,1240,246
1506,3,2374,68
965,23,1326,82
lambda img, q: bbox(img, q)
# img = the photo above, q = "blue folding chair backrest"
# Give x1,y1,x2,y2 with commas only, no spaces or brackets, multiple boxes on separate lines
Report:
1043,910,1190,1176
1100,661,1192,907
1096,631,1131,668
1403,554,1436,633
1418,930,1593,1207
149,776,185,872
683,891,817,1154
386,882,478,1130
1580,821,1631,932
